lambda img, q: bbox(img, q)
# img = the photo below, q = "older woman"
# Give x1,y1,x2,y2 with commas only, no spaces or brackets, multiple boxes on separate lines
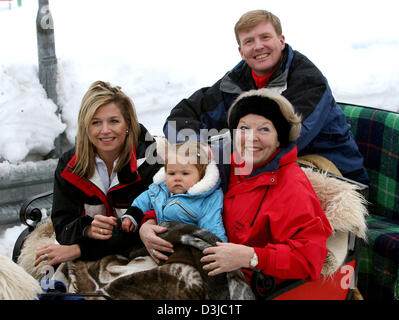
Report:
200,88,332,284
142,88,332,287
34,81,162,266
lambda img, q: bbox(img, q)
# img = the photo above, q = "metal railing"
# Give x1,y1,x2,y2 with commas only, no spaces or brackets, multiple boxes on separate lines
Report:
0,159,57,224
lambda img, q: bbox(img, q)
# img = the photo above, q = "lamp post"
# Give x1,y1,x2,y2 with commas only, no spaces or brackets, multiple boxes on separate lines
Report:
36,0,61,157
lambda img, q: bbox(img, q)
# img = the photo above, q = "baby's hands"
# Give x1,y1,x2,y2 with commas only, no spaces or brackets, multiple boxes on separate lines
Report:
121,218,134,232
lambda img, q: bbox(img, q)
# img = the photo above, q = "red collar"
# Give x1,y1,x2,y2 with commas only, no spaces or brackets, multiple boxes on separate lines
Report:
60,150,140,216
229,148,281,184
251,64,279,88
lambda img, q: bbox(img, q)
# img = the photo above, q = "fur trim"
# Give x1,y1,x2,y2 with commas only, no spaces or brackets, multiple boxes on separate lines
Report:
152,162,220,195
0,254,41,300
17,219,56,280
302,167,368,276
188,162,219,195
302,167,368,239
152,166,166,184
321,231,348,276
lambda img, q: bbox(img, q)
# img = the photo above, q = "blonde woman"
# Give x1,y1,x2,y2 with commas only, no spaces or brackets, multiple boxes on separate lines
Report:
35,81,162,267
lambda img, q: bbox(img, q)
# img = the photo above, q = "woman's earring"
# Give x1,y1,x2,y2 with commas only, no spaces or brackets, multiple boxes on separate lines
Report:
126,129,129,135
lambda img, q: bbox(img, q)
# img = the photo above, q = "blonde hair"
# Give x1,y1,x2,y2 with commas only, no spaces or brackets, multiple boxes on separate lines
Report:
165,141,209,180
74,81,141,178
234,10,283,45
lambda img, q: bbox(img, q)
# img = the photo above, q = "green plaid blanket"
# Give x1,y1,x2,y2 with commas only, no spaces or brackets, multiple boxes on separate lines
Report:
359,215,399,299
339,103,399,300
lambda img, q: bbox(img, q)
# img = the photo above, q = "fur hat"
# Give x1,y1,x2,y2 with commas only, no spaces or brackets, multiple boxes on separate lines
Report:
227,88,302,147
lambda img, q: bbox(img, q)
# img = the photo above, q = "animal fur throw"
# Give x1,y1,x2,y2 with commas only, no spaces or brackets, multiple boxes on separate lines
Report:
50,222,254,300
17,219,56,281
0,253,41,300
16,168,368,298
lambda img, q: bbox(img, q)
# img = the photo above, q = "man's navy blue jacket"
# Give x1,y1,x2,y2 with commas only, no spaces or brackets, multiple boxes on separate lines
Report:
164,43,369,184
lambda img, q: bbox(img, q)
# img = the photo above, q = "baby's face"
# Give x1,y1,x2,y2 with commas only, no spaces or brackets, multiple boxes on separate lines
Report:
165,158,200,194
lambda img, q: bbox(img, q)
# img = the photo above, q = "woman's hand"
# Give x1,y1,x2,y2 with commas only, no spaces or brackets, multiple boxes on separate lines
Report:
139,219,174,264
85,215,117,240
201,242,254,276
34,243,81,267
121,217,135,232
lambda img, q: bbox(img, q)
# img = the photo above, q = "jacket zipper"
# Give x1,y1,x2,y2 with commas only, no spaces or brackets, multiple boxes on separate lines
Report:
250,186,269,226
161,186,172,209
172,201,197,218
159,185,197,218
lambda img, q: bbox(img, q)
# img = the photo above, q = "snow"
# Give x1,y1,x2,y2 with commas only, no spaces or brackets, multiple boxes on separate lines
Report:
0,223,26,259
1,0,399,258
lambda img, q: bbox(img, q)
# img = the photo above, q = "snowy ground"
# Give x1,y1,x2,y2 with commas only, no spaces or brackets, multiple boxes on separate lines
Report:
1,0,399,259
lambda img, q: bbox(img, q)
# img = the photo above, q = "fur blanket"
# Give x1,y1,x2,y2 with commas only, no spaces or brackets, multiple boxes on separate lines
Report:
17,220,56,280
49,221,254,300
0,254,41,300
16,167,368,299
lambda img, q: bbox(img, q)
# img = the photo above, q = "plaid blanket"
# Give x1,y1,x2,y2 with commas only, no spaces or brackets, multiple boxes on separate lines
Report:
340,104,399,219
340,103,399,300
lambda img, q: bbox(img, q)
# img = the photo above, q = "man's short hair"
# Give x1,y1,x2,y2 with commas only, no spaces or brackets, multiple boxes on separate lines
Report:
234,10,282,45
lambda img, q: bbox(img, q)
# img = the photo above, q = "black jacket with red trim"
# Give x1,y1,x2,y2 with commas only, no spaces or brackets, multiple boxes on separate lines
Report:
51,124,162,260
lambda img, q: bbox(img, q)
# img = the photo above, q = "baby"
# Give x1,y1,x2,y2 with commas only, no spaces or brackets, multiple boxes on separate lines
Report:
121,141,227,242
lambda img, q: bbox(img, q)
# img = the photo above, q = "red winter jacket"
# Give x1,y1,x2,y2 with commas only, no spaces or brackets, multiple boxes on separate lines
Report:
223,145,332,284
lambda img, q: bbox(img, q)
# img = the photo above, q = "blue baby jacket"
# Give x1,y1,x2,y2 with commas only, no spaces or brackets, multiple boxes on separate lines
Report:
132,162,227,242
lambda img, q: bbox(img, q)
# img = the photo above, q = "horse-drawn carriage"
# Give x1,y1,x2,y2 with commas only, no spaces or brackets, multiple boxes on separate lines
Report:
8,102,399,300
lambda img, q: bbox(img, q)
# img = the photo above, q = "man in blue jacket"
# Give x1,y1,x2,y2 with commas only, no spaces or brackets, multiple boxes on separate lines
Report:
163,9,369,184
